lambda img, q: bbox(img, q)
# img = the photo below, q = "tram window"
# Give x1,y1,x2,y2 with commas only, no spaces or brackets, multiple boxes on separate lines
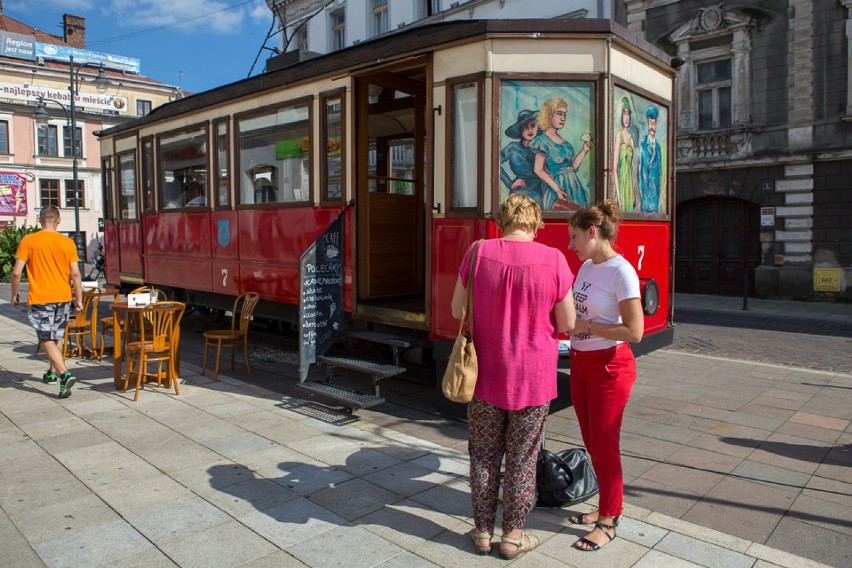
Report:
118,152,137,221
101,158,113,221
450,80,480,209
158,126,209,209
141,138,154,212
237,103,311,205
214,120,230,208
321,95,343,202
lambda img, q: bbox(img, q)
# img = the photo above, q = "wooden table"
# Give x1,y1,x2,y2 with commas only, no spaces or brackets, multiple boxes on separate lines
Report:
110,301,181,391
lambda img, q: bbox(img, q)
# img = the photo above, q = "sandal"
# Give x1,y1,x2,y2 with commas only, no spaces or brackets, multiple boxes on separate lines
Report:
568,512,597,525
573,517,619,552
467,529,492,555
499,531,540,560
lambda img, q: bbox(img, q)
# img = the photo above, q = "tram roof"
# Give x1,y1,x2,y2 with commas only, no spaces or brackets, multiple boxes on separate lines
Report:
98,18,672,139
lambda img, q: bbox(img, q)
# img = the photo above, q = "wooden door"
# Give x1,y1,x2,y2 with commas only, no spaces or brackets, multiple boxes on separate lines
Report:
676,197,760,295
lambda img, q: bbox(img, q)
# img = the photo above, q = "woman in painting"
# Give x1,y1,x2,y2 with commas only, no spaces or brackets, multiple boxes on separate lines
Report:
612,97,638,212
499,110,544,204
531,98,593,210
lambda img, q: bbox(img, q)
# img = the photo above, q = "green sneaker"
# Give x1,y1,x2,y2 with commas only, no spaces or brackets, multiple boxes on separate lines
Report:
58,371,76,399
42,371,58,384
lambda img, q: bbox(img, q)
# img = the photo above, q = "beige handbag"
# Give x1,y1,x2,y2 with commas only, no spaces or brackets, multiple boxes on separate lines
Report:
442,240,482,403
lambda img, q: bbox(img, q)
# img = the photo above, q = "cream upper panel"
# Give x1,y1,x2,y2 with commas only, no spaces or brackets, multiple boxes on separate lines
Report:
433,42,488,83
611,46,672,101
490,38,604,74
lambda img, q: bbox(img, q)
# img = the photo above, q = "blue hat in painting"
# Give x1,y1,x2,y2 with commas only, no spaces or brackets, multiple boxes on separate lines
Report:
646,106,659,120
505,110,540,139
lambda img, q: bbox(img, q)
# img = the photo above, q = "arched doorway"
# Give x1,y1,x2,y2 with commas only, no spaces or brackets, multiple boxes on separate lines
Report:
676,197,761,295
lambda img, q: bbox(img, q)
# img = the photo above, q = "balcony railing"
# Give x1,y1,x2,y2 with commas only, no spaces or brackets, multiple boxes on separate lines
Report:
677,128,752,163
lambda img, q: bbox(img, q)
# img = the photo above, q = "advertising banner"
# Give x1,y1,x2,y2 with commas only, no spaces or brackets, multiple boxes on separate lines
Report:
0,172,27,216
0,82,129,113
35,43,141,74
0,31,36,61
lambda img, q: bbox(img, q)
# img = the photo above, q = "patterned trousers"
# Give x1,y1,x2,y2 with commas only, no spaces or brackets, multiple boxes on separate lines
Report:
468,396,549,534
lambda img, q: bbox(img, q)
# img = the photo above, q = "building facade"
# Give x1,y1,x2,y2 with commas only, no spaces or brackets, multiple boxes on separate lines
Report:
0,7,180,264
626,0,851,300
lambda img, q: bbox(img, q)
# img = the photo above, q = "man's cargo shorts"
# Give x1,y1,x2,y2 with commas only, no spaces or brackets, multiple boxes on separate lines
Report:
28,302,72,341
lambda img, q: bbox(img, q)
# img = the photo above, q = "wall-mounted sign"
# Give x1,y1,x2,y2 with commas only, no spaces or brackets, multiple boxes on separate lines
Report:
0,172,27,216
0,82,129,113
760,206,775,227
813,268,841,292
35,43,141,74
0,31,36,61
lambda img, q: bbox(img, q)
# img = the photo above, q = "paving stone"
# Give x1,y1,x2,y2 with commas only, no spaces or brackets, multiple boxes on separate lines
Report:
362,460,456,498
271,460,355,495
97,547,179,567
33,519,151,568
408,477,472,520
359,499,473,550
238,550,309,567
7,492,119,545
202,476,299,518
240,497,346,549
639,462,725,495
127,496,232,544
0,507,47,568
375,550,441,568
654,532,754,568
730,459,811,491
286,524,405,568
617,516,672,549
764,516,852,568
309,477,402,521
158,520,278,568
624,477,702,519
632,550,704,567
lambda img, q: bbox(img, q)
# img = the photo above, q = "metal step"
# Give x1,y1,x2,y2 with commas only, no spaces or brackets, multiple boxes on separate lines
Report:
295,381,385,412
318,355,406,380
342,329,417,349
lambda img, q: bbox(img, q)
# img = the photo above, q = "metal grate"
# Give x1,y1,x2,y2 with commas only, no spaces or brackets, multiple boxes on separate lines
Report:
295,381,385,409
318,355,405,379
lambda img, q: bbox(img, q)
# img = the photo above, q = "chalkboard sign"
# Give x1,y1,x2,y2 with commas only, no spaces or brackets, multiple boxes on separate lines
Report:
298,212,345,382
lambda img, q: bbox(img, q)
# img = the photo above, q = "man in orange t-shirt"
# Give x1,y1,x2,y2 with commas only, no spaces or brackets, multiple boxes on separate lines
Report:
11,206,83,398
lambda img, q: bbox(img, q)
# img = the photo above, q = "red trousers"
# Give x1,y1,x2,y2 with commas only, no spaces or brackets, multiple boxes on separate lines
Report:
570,342,636,517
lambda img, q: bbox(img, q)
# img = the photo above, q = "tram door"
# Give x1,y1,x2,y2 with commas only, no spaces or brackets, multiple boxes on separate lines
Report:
354,68,427,320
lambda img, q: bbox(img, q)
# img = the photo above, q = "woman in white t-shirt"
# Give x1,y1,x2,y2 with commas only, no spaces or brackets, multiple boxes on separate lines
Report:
566,199,644,552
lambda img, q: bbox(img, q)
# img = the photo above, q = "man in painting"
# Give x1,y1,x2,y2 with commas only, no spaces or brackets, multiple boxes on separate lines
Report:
499,110,544,204
638,106,662,214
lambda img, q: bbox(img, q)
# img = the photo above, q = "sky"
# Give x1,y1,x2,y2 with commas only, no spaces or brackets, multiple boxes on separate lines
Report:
8,0,281,94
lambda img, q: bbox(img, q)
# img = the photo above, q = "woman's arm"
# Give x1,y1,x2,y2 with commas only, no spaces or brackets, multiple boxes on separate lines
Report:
450,276,467,320
553,288,576,333
577,297,644,343
572,140,593,169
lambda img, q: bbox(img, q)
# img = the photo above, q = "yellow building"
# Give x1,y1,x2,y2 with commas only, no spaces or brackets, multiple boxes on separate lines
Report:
0,9,180,264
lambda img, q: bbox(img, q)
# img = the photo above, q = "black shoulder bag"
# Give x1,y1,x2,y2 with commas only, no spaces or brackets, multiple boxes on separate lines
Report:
535,447,599,508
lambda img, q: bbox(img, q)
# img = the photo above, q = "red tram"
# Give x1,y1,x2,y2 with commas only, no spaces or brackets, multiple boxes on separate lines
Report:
98,19,677,399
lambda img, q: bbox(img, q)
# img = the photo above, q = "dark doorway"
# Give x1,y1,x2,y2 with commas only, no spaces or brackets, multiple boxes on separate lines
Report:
676,197,761,295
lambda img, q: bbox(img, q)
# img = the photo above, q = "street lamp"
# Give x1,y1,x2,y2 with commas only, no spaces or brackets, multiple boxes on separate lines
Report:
33,55,110,274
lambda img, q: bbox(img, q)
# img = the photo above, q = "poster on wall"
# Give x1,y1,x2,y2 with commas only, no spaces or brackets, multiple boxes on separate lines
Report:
0,172,27,216
498,80,596,212
612,86,668,214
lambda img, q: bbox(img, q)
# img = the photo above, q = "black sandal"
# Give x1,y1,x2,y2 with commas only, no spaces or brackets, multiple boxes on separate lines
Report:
573,517,619,552
568,512,596,525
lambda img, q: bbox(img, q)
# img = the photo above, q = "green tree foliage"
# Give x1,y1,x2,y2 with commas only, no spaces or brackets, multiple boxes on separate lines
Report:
0,225,39,282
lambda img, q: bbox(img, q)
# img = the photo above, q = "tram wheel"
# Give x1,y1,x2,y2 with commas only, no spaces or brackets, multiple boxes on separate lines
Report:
197,307,225,324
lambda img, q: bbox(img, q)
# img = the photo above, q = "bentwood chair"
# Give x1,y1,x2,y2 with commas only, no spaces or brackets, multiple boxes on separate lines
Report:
201,292,260,380
99,286,168,359
125,301,185,402
63,288,101,359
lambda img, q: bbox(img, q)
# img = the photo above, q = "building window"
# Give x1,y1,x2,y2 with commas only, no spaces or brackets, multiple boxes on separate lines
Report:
237,101,311,205
63,126,83,158
331,9,346,50
137,99,153,117
40,179,60,207
372,0,389,37
38,125,58,157
696,58,732,130
296,24,308,51
158,126,208,209
65,179,85,209
0,120,8,153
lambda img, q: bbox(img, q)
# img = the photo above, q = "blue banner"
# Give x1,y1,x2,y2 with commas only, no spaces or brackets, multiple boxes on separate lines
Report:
35,43,141,74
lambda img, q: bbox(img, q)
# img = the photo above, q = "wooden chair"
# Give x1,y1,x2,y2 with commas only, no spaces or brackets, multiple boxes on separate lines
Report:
125,301,185,402
99,286,168,359
63,288,101,359
201,292,260,380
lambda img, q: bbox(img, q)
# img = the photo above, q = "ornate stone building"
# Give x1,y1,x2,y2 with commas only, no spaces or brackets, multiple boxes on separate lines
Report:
627,0,851,300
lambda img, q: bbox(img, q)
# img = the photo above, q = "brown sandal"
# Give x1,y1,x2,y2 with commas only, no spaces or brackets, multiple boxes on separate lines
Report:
467,529,492,555
499,531,540,560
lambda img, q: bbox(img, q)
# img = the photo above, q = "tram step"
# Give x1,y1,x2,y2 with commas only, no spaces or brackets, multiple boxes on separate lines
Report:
295,381,385,410
318,355,406,380
342,329,418,349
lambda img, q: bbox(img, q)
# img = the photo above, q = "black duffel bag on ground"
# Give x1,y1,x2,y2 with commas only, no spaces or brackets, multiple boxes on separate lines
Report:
535,447,599,508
